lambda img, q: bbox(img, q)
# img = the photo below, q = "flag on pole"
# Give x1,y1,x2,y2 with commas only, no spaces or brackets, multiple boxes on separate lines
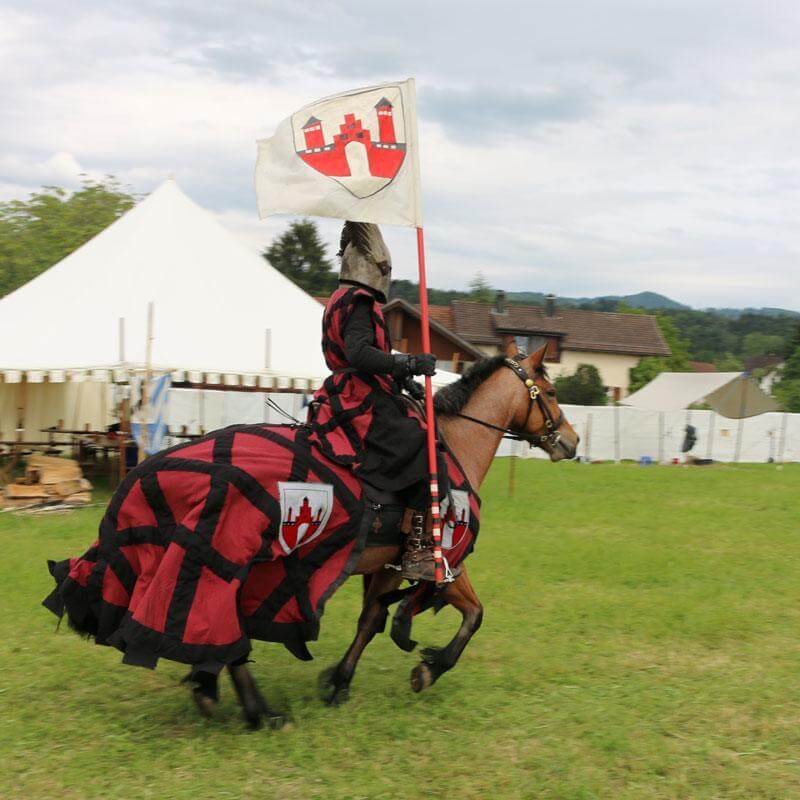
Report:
255,79,422,227
131,373,171,455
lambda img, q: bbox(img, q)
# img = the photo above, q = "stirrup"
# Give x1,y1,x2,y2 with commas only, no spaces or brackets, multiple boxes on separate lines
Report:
401,510,460,583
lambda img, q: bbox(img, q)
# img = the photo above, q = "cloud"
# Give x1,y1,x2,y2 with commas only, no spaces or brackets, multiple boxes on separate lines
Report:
418,85,597,140
1,0,799,310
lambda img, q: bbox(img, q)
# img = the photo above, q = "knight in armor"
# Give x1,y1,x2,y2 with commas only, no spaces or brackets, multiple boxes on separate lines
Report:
307,221,442,581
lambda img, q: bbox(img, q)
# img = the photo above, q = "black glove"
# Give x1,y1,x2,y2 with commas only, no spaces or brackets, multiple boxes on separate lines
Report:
403,376,426,401
392,353,437,377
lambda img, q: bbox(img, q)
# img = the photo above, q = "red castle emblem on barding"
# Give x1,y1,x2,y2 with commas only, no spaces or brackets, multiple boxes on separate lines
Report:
296,97,406,193
280,495,325,554
442,490,470,550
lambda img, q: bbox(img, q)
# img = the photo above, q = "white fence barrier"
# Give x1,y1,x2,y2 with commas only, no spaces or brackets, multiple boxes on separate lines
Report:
166,389,304,441
510,405,800,463
166,390,800,464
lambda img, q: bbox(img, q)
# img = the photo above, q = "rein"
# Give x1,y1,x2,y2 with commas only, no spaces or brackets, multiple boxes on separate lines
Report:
452,358,564,448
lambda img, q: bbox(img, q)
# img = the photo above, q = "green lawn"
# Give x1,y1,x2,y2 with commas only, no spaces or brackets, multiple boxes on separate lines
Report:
1,461,799,799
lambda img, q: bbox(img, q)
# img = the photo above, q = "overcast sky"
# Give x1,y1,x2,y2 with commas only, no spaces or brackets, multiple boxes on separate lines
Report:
2,1,798,309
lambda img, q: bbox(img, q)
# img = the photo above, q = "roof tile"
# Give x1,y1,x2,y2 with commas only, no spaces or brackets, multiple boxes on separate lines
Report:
450,300,670,356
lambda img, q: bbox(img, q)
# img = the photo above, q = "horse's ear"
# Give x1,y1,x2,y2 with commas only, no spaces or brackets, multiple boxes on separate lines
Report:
528,343,548,369
504,338,520,359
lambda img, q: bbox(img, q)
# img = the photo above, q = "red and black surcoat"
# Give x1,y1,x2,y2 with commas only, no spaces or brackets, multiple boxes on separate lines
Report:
308,286,428,492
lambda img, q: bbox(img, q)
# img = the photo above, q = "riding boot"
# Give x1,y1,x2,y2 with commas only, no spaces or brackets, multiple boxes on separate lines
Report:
401,511,460,583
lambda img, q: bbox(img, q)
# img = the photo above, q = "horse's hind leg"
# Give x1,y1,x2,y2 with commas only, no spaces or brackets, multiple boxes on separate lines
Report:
410,566,483,693
319,567,403,706
186,670,219,717
228,660,286,731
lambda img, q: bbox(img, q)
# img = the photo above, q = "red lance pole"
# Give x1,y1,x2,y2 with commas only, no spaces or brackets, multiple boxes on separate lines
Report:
416,226,444,584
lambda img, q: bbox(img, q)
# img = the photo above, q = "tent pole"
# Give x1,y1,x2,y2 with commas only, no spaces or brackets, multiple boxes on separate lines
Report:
584,413,593,462
658,411,665,464
16,375,27,449
777,412,789,465
507,442,517,498
138,302,154,464
734,417,745,463
613,403,621,463
100,378,107,431
734,374,748,463
118,383,129,486
118,317,126,363
706,411,715,460
116,318,128,485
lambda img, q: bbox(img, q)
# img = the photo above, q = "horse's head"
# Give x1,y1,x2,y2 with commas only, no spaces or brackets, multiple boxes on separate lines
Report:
505,341,579,461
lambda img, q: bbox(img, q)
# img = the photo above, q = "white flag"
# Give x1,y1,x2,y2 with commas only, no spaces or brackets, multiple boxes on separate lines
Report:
255,79,422,227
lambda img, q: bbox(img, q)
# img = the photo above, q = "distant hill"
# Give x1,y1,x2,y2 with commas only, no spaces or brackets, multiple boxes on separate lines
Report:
577,291,689,310
504,290,688,311
390,281,799,318
705,307,800,319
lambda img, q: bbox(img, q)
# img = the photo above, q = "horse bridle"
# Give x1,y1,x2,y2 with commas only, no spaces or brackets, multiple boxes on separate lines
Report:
453,358,564,448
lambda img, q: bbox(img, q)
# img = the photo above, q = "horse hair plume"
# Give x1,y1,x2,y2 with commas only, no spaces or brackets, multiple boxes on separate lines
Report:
338,221,375,259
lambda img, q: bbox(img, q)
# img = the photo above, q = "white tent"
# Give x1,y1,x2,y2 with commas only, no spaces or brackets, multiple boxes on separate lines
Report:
621,371,780,418
0,179,332,437
0,178,327,383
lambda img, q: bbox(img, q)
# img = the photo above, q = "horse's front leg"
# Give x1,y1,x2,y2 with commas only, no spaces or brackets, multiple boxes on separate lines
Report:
319,557,403,706
410,565,483,693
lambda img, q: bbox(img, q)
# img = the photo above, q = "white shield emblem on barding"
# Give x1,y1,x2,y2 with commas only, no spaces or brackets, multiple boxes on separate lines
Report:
278,482,334,555
441,490,470,550
291,85,408,199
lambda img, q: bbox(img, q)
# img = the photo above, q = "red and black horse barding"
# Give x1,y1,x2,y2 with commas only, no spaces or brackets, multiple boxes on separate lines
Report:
43,422,479,674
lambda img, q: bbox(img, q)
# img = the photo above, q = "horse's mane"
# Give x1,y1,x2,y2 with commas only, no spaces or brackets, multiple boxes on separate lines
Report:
433,354,547,415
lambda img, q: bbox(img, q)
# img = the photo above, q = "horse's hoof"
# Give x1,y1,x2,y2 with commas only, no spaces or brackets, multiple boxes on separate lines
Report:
410,662,434,693
242,711,263,731
266,713,287,730
192,687,218,718
318,666,350,706
329,684,350,707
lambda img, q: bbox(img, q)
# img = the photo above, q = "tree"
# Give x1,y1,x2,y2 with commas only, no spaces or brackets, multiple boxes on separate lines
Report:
741,332,784,360
784,322,800,359
554,364,608,406
627,313,693,393
262,219,337,295
773,344,800,412
467,272,494,303
715,352,744,371
0,176,137,297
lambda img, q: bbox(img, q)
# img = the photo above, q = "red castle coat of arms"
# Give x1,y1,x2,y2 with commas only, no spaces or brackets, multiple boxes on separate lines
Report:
278,482,334,555
292,86,407,199
441,490,471,550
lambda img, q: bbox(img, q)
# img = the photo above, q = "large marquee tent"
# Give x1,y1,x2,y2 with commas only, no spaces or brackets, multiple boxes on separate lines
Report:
0,179,332,438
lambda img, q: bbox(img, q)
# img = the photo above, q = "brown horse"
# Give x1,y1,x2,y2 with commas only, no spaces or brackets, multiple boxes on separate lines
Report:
217,343,578,726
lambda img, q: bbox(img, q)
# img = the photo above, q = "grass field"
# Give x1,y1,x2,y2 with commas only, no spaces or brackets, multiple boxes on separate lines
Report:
1,460,799,799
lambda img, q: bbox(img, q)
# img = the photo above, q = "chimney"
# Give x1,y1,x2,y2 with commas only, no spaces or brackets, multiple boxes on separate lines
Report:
545,293,557,317
494,290,507,314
